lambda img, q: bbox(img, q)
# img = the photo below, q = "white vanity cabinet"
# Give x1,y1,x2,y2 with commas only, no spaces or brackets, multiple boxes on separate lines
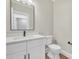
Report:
7,50,26,59
6,38,46,59
27,39,45,59
27,46,45,59
6,41,27,59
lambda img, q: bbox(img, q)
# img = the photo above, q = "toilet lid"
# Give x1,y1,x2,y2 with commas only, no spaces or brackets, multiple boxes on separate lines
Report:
48,44,61,50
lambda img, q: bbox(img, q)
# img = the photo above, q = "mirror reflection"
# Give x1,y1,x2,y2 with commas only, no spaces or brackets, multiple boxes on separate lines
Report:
11,0,34,30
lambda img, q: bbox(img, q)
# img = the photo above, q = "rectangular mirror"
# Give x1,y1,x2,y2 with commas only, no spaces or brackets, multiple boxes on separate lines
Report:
10,0,34,30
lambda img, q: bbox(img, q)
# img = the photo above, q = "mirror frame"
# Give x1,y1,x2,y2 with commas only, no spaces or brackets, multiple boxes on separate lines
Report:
10,0,35,31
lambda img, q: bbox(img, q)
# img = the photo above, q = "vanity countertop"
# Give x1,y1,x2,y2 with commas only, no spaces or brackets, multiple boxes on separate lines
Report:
6,35,47,44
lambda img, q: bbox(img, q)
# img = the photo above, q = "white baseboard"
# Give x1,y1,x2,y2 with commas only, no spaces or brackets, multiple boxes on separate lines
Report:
60,49,72,59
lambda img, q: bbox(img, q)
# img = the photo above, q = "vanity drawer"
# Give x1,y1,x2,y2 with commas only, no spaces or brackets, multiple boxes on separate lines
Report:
27,39,43,48
6,42,26,55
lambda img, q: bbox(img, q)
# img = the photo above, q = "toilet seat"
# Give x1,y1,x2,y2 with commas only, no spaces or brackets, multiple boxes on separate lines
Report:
48,44,61,50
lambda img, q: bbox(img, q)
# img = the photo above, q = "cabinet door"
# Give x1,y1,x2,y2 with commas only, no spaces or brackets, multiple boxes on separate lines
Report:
7,42,26,55
7,50,26,59
28,45,45,59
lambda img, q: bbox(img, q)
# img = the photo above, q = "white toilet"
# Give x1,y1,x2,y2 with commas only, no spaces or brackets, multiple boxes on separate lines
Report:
48,44,61,59
46,35,61,59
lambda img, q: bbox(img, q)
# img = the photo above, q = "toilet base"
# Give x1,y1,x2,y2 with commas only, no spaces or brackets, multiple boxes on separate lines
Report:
47,52,60,59
54,54,60,59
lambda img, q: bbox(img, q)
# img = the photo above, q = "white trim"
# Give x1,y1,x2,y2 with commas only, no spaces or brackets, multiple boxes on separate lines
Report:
60,49,72,59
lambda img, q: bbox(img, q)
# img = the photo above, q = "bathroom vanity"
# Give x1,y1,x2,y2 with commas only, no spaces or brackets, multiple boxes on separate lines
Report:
7,0,46,59
6,35,46,59
6,0,52,59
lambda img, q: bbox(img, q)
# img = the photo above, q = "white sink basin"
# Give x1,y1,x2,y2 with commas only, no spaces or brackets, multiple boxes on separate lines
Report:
6,34,45,44
15,34,43,39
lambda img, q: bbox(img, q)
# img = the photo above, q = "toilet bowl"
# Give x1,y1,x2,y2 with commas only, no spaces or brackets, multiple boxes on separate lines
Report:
47,44,61,59
45,35,61,59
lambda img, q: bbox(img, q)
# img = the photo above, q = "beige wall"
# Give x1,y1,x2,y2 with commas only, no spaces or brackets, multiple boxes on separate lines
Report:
6,0,54,37
54,0,72,53
32,0,54,35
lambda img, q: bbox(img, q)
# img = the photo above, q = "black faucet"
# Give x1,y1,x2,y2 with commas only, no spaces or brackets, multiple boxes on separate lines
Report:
23,31,26,37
